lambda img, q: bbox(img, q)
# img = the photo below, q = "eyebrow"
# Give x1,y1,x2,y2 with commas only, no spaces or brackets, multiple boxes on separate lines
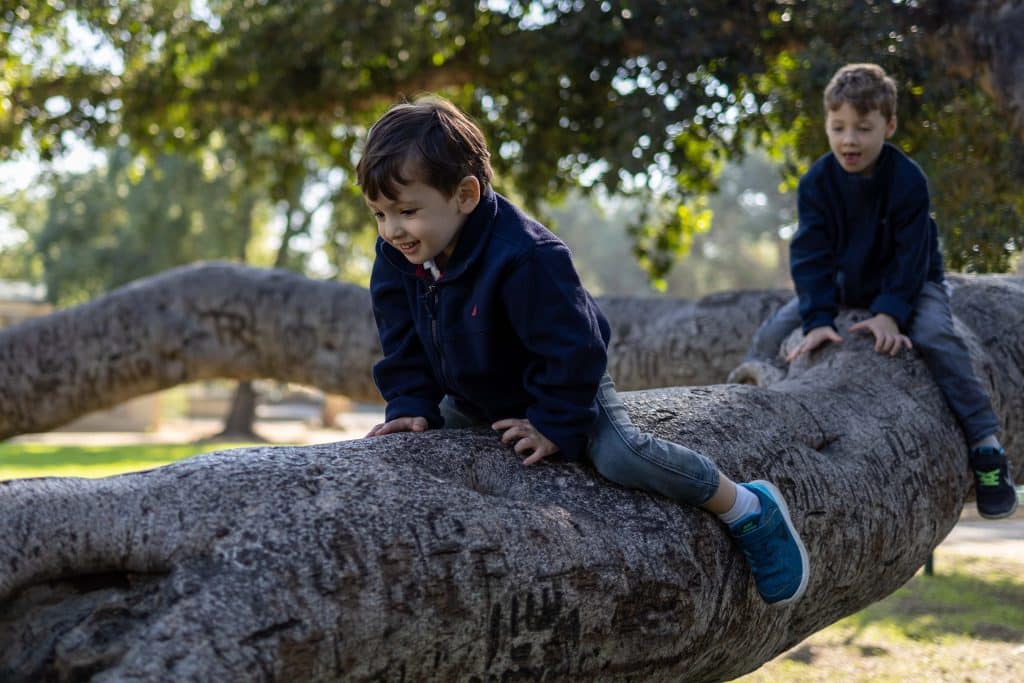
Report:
365,197,416,211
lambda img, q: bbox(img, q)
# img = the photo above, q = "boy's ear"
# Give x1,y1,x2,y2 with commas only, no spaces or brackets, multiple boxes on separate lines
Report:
885,114,898,138
455,175,481,214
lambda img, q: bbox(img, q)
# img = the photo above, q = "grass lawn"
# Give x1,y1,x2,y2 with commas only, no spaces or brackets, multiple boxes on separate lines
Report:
738,552,1024,682
0,442,250,480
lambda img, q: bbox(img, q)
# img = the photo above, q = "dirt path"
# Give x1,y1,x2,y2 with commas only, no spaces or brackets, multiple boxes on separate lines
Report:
937,505,1024,562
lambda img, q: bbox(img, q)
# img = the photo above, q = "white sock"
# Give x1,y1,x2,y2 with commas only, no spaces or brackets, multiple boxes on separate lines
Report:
971,435,1001,451
718,485,761,526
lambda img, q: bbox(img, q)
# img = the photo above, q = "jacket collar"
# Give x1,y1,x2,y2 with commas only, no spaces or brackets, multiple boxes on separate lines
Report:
830,142,895,186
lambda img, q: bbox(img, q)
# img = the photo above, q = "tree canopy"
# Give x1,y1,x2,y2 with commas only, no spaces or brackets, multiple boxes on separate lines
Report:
3,1,1023,278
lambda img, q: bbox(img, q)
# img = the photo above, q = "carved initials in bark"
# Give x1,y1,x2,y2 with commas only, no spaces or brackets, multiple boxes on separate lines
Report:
0,271,1021,681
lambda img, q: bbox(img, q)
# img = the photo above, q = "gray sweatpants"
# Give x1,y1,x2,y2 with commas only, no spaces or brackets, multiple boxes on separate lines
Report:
747,281,999,445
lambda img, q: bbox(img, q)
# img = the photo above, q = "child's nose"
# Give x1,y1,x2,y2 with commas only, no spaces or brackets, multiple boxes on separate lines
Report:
380,218,405,240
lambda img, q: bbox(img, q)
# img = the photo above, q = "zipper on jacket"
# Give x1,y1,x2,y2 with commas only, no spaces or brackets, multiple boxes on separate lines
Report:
424,281,450,387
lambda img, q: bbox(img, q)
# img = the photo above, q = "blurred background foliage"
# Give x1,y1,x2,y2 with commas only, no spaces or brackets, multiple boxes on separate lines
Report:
1,0,1023,306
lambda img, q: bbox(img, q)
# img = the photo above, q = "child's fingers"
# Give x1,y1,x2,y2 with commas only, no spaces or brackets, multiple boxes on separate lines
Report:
366,423,385,437
500,426,529,444
794,338,818,360
521,441,554,466
371,417,427,436
887,335,901,355
491,418,525,431
513,437,535,455
788,328,843,362
375,421,403,435
521,451,547,466
787,340,812,362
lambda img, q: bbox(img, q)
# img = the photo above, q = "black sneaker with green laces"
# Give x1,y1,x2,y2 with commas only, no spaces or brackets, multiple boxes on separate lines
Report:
970,446,1018,519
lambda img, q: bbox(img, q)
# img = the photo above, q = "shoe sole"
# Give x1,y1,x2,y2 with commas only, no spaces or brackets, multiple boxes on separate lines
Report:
749,479,811,606
978,496,1019,520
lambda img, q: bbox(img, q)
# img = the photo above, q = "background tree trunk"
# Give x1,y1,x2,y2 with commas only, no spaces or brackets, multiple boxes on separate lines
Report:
0,262,788,440
212,380,262,442
953,0,1024,133
0,274,1021,681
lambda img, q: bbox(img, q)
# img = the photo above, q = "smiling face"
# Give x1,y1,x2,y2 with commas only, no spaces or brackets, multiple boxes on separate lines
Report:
366,173,481,266
825,102,897,176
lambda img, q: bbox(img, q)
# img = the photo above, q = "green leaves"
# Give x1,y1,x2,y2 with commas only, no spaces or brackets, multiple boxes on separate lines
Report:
5,0,1023,282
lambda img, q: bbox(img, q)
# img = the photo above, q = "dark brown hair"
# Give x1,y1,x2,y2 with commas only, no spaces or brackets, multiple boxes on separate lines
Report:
357,96,494,200
824,63,898,121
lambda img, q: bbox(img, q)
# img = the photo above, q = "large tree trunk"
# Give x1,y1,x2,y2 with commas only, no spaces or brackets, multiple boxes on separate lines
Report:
0,274,1021,681
947,0,1024,133
0,262,788,440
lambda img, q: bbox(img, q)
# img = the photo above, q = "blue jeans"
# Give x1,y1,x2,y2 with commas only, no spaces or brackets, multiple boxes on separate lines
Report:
747,282,999,444
439,374,721,506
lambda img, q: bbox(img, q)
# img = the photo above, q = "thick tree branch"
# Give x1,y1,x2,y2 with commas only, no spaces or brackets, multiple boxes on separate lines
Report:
0,263,380,438
0,275,1021,680
0,262,787,439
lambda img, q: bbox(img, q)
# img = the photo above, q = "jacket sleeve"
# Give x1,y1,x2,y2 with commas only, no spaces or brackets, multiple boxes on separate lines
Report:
791,177,839,332
369,251,444,428
869,178,932,328
500,242,607,460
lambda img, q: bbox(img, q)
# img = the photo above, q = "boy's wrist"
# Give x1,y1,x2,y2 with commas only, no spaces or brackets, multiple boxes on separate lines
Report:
869,294,912,328
802,316,836,334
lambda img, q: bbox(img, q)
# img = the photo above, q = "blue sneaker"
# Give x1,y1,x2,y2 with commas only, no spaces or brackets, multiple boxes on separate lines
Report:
970,446,1018,519
728,481,810,606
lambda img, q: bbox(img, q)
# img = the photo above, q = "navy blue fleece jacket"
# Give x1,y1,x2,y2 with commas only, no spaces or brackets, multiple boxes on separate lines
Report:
370,189,611,460
791,143,944,332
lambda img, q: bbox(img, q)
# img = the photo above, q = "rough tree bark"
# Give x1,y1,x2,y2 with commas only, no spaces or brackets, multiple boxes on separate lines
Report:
0,262,789,440
947,0,1024,133
0,263,381,439
0,272,1021,681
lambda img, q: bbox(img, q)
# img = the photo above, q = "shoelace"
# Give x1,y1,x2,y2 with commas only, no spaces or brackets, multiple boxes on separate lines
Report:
976,468,1002,487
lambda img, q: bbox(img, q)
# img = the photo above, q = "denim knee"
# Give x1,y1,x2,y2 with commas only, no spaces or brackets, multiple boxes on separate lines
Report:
587,377,720,506
748,297,802,362
439,395,487,429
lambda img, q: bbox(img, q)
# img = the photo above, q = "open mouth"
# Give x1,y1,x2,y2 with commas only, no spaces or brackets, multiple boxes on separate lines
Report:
395,240,420,253
842,152,862,166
